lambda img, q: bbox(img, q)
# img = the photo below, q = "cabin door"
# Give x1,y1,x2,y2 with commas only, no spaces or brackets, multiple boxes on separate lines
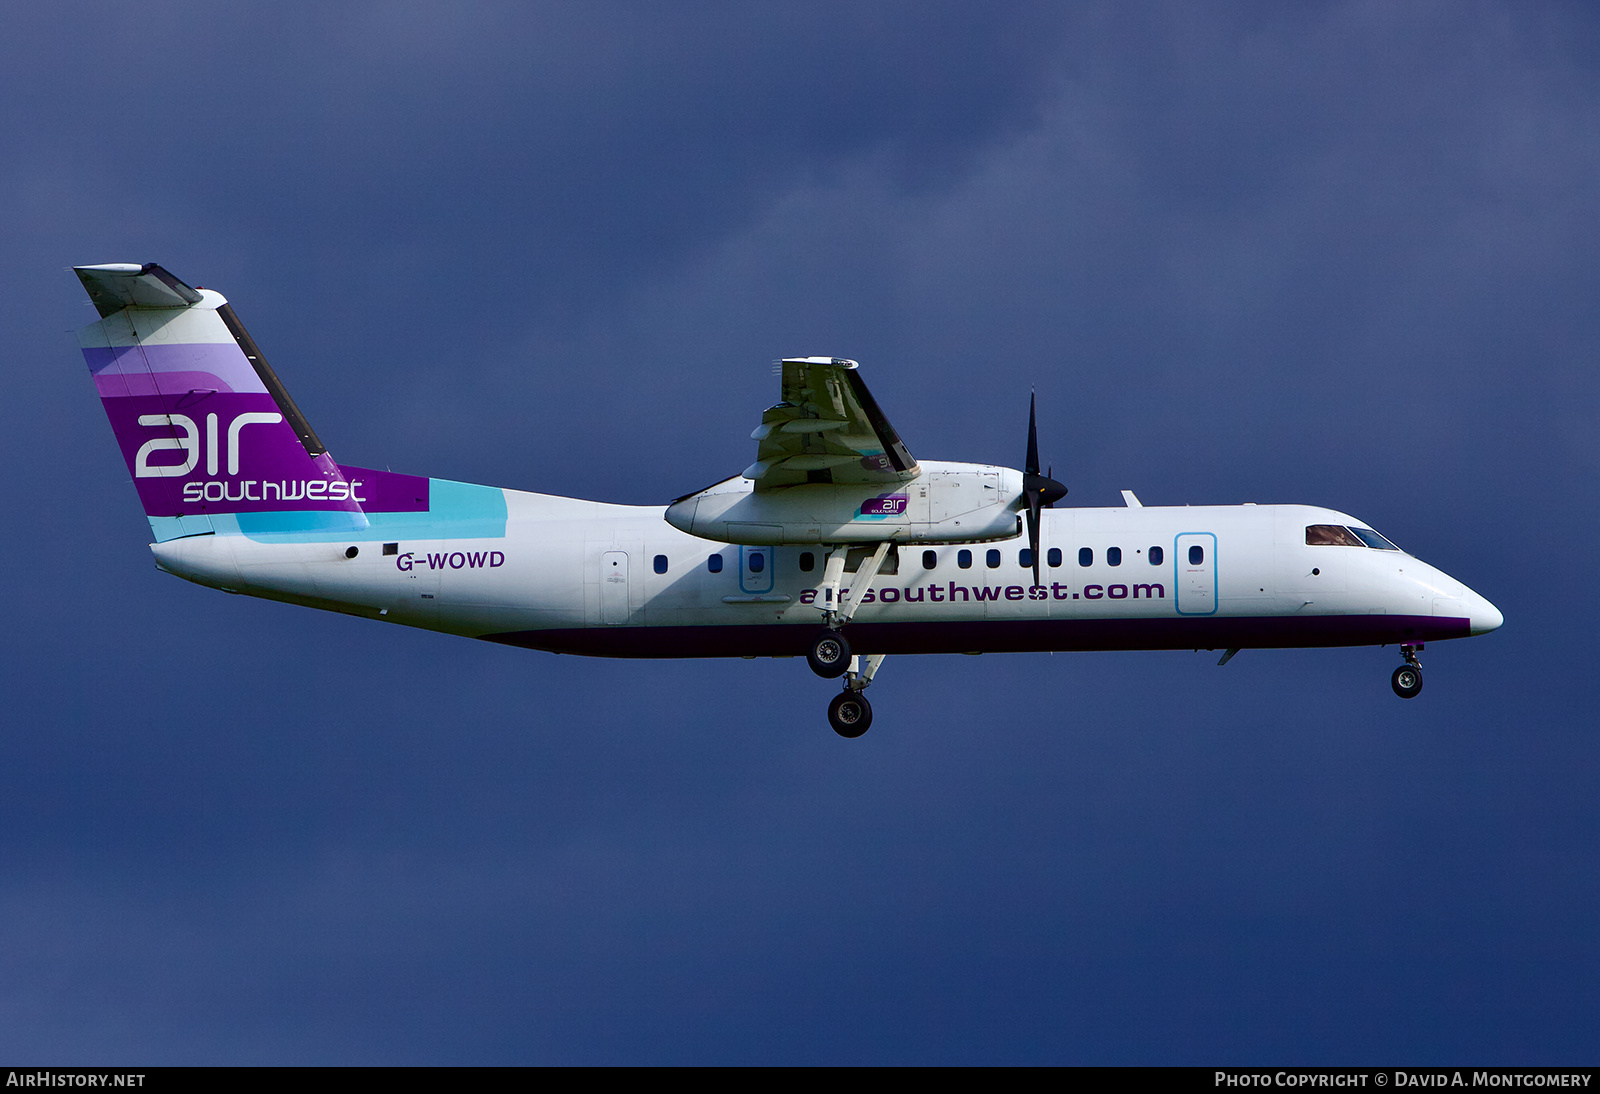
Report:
600,550,630,624
1174,533,1217,615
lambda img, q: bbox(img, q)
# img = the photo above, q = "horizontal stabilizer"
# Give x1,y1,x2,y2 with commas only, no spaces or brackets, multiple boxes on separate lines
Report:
75,263,203,317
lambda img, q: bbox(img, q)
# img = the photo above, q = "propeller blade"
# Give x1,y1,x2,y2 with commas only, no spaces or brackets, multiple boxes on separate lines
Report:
1025,392,1041,477
1026,499,1042,587
1021,392,1066,587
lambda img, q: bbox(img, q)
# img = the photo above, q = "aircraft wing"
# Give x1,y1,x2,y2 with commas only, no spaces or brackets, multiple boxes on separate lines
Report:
744,357,919,490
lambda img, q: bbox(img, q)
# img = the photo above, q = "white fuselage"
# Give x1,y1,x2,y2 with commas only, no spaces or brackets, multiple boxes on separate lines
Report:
150,485,1502,659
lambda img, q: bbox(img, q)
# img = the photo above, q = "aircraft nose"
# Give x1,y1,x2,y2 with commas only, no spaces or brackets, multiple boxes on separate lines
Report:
1431,581,1503,637
1468,593,1504,636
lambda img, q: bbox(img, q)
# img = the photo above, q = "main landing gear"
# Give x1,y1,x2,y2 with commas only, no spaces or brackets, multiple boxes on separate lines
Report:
1391,644,1424,699
828,690,871,738
825,652,886,738
807,628,851,678
805,541,895,736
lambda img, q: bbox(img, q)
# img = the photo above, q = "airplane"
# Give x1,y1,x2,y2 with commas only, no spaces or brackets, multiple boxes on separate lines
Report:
71,262,1504,737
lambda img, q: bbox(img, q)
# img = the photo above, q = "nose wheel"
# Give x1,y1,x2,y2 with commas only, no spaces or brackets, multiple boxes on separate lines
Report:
1391,644,1423,699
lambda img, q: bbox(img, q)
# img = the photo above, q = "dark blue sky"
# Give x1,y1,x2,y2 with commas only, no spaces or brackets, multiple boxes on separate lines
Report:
2,3,1595,1064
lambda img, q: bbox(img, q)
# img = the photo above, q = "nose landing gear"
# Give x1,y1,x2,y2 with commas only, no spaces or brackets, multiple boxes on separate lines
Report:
1391,644,1423,699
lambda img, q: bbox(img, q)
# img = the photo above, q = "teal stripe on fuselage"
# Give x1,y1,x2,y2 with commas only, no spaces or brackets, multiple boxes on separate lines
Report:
148,479,509,543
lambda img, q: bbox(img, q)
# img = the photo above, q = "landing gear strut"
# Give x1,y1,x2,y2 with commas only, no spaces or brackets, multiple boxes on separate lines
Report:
806,542,863,679
1391,644,1423,699
808,542,893,733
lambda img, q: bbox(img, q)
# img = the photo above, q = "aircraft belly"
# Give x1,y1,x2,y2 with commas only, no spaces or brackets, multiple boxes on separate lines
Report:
486,612,1466,658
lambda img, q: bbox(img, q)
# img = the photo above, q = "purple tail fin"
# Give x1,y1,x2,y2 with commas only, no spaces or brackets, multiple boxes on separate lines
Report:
75,263,368,540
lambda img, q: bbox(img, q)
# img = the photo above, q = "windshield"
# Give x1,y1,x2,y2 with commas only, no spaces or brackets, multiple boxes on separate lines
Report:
1306,524,1401,551
1348,527,1400,551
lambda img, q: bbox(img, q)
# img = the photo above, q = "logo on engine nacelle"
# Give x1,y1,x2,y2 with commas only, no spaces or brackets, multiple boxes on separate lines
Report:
857,493,909,519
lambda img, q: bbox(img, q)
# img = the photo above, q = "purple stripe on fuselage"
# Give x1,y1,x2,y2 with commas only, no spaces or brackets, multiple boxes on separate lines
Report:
83,343,266,395
484,614,1472,659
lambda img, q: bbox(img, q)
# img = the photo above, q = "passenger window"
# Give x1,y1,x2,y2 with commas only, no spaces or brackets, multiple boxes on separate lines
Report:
922,550,937,570
1107,547,1122,567
1019,548,1033,568
1189,545,1204,565
1079,547,1093,567
958,549,972,569
748,551,765,574
986,549,1000,568
653,554,668,575
1048,547,1062,568
707,554,723,574
799,551,815,572
1149,545,1163,566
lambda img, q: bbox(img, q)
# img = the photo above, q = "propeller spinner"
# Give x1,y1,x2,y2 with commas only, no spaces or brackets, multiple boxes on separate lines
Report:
1022,392,1068,588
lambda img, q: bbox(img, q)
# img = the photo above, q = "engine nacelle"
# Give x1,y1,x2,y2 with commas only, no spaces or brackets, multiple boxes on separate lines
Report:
664,461,1024,545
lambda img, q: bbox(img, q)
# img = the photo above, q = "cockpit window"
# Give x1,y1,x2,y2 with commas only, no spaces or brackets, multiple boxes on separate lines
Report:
1349,527,1400,551
1306,524,1401,551
1305,524,1366,547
